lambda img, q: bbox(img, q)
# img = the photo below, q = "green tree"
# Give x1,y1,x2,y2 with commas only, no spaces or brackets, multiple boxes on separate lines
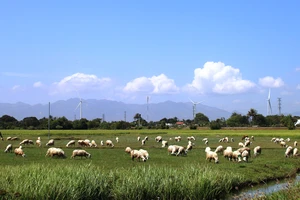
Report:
226,112,248,127
247,108,257,126
21,117,40,129
194,113,210,126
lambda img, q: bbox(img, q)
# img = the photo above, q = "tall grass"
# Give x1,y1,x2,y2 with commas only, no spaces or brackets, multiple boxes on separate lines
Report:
0,163,243,200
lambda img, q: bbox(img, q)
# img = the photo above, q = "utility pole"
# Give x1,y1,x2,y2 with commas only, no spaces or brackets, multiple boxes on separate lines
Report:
278,98,282,115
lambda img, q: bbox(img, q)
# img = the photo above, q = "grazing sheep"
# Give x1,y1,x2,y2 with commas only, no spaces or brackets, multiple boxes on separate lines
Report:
231,138,234,142
141,139,146,146
78,139,90,147
232,150,242,162
71,149,91,159
66,140,76,147
242,150,249,162
36,137,41,147
155,136,162,142
205,147,211,153
20,139,33,145
286,138,291,142
176,146,186,156
202,138,208,142
144,136,148,141
116,137,119,143
46,147,66,158
294,141,298,147
223,146,233,161
238,142,245,148
168,145,186,156
100,140,104,146
137,136,141,141
285,146,293,158
125,147,132,154
91,140,97,147
187,136,196,141
161,140,168,148
174,136,182,142
14,146,26,157
253,146,262,157
4,144,13,153
214,145,224,154
244,140,251,147
130,150,146,162
293,148,299,157
105,140,114,147
7,137,12,140
238,147,251,158
206,149,219,163
251,136,255,141
241,135,249,140
185,143,193,153
46,139,55,147
204,140,209,145
280,141,287,148
11,137,19,140
139,149,149,160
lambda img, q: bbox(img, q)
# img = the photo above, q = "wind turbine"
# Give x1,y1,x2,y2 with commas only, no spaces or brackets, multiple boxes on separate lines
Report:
189,98,203,120
267,89,272,116
74,91,83,120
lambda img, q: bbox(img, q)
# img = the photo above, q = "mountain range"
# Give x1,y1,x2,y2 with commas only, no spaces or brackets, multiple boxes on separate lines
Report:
0,98,233,122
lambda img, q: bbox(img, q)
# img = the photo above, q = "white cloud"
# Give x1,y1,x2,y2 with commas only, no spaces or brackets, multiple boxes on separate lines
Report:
51,73,112,94
33,81,43,88
123,74,179,94
12,85,21,90
186,61,256,94
258,76,284,88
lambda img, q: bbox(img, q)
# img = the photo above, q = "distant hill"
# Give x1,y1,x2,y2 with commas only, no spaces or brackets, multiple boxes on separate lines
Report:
0,99,232,121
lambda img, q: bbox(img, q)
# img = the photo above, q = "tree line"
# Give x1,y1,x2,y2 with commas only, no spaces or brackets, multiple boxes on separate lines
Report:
0,108,299,130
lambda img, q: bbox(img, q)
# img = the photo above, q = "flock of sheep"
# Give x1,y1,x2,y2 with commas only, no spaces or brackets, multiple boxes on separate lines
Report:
3,136,117,159
3,134,299,164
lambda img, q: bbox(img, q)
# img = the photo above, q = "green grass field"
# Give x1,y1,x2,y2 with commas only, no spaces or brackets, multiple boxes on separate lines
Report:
1,128,300,199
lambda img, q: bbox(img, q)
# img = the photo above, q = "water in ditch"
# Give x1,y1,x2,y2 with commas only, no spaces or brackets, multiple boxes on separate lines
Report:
228,174,300,200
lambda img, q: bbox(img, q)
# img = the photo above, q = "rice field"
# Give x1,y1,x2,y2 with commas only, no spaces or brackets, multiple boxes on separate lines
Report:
1,128,300,199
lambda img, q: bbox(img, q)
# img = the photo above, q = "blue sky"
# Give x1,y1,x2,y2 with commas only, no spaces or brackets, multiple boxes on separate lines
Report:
0,1,299,116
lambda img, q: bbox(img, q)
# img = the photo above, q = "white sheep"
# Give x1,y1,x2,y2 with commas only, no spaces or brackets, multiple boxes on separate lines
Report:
242,150,249,162
185,143,193,153
139,149,149,160
14,146,25,157
66,140,76,147
125,147,132,154
168,145,176,155
144,136,148,141
244,140,251,147
46,139,55,147
187,136,195,141
45,147,66,158
293,148,299,157
253,146,261,157
116,137,119,143
214,145,224,154
105,140,114,147
161,140,168,148
4,144,13,153
100,140,104,146
137,136,141,141
223,146,233,161
206,150,219,163
20,139,33,145
294,141,298,147
174,136,182,142
130,150,146,162
285,146,293,158
155,136,162,142
71,149,91,159
91,140,97,147
36,137,41,147
176,146,186,156
238,142,245,148
280,141,287,148
232,150,242,162
141,139,146,146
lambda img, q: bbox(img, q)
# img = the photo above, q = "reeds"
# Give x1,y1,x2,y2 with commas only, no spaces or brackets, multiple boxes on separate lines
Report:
0,163,243,200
